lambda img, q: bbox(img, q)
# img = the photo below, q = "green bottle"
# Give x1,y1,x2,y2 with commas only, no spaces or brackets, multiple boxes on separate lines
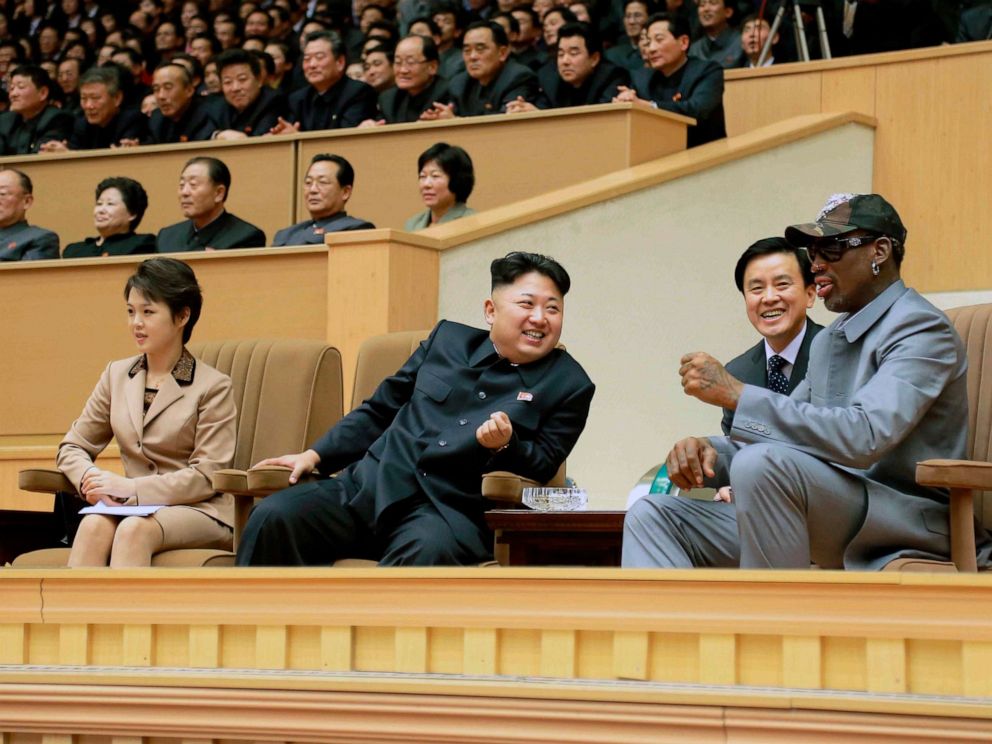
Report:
648,464,673,494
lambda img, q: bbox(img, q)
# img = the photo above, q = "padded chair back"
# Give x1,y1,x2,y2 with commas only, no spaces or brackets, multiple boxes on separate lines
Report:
189,339,344,470
350,330,429,411
946,304,992,531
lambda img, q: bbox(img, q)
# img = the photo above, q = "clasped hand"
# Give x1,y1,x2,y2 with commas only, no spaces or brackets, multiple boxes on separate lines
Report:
679,352,743,409
80,468,136,505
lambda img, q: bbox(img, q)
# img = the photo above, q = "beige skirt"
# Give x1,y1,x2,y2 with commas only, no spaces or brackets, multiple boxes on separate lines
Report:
150,505,233,551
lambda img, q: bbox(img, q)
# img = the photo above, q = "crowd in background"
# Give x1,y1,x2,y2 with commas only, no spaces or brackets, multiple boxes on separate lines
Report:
0,0,985,157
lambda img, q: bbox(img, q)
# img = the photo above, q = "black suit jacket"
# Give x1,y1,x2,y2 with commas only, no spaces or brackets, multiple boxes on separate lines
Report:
957,4,992,41
214,86,287,137
447,59,539,116
720,318,824,435
0,106,74,155
377,78,450,123
148,96,220,144
535,60,629,109
63,232,157,258
156,211,266,252
286,77,378,131
631,58,726,147
311,320,595,558
68,108,148,150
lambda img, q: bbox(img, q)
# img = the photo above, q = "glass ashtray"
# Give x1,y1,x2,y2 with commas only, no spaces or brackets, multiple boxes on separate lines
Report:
522,487,588,511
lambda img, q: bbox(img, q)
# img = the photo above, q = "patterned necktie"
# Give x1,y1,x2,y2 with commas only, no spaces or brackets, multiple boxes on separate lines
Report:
767,355,790,395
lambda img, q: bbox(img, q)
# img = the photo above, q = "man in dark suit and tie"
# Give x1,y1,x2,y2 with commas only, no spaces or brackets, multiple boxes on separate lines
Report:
236,251,596,566
720,237,824,435
624,194,988,570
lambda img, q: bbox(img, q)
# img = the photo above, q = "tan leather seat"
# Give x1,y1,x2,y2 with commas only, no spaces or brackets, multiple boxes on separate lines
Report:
911,303,992,572
12,338,343,567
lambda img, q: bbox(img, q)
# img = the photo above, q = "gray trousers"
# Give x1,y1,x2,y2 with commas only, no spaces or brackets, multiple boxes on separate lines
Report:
622,443,868,569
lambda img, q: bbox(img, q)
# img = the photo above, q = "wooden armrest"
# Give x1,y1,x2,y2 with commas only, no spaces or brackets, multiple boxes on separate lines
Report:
213,468,250,494
916,459,992,491
18,468,73,494
481,471,540,505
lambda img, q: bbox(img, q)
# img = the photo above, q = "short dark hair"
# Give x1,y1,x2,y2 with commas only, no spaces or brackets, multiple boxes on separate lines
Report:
215,47,262,77
493,12,520,34
366,19,400,44
112,46,144,67
364,43,394,62
250,48,276,76
404,33,439,63
491,251,571,296
2,167,32,194
183,156,231,201
124,258,203,344
624,0,653,11
734,237,814,293
408,15,441,35
466,20,508,47
557,21,601,55
10,64,54,96
304,29,348,59
543,7,578,26
171,52,204,81
190,32,221,53
80,64,123,95
96,176,149,231
417,142,474,203
309,153,355,188
511,7,540,27
247,9,273,28
645,11,689,39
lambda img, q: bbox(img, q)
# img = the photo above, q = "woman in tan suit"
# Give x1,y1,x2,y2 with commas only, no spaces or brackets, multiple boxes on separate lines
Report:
58,257,237,567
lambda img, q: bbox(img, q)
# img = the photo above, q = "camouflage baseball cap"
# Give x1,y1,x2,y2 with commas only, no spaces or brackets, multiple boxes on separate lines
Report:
785,193,907,246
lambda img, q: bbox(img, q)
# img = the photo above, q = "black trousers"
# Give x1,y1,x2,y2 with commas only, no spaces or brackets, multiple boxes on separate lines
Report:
235,477,491,566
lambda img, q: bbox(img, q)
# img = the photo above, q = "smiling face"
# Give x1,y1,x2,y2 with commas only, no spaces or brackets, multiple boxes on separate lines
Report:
94,187,136,238
742,251,815,353
127,287,188,358
8,74,48,119
302,38,345,93
417,158,456,213
79,81,122,127
698,0,732,33
220,62,262,112
394,36,437,94
362,50,394,91
0,170,31,229
484,271,564,365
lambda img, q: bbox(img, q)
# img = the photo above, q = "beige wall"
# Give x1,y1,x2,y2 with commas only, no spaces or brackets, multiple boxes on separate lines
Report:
724,42,992,294
438,123,873,508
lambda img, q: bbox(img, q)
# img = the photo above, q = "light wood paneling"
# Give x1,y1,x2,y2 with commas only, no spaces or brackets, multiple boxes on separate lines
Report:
6,138,296,248
726,41,992,292
0,248,327,438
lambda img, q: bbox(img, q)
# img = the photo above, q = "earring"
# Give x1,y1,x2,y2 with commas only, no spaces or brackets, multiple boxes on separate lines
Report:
871,260,880,277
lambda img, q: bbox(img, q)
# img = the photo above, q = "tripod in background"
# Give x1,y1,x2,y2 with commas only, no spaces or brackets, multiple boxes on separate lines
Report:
758,0,832,64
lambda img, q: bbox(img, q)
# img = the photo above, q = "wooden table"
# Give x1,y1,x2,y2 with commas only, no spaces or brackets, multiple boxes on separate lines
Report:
485,510,625,567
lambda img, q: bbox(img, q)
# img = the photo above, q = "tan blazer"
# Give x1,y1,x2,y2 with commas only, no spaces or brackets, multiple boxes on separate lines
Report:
57,352,237,527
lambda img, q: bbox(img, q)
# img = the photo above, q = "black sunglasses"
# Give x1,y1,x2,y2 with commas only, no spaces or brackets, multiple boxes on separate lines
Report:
800,234,881,263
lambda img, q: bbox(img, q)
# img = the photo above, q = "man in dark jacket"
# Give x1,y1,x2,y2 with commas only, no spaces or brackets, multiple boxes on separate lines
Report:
157,156,265,252
613,12,726,147
430,21,538,118
0,169,59,261
236,251,596,566
0,65,73,155
270,31,377,133
374,34,450,123
507,22,628,112
273,154,375,245
211,48,286,138
41,66,146,151
147,63,220,144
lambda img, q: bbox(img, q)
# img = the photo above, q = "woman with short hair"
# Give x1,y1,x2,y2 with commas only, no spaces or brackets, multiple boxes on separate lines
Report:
63,177,157,258
58,257,237,567
404,142,476,230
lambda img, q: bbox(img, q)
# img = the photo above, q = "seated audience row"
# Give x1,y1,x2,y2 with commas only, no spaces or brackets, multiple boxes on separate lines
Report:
25,175,992,571
0,142,476,260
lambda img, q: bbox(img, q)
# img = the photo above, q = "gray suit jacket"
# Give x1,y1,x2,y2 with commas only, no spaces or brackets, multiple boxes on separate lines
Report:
0,220,59,261
403,202,475,231
714,280,983,569
721,318,823,435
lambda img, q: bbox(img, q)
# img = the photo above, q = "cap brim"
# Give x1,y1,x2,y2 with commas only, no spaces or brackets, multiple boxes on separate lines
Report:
785,220,858,246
